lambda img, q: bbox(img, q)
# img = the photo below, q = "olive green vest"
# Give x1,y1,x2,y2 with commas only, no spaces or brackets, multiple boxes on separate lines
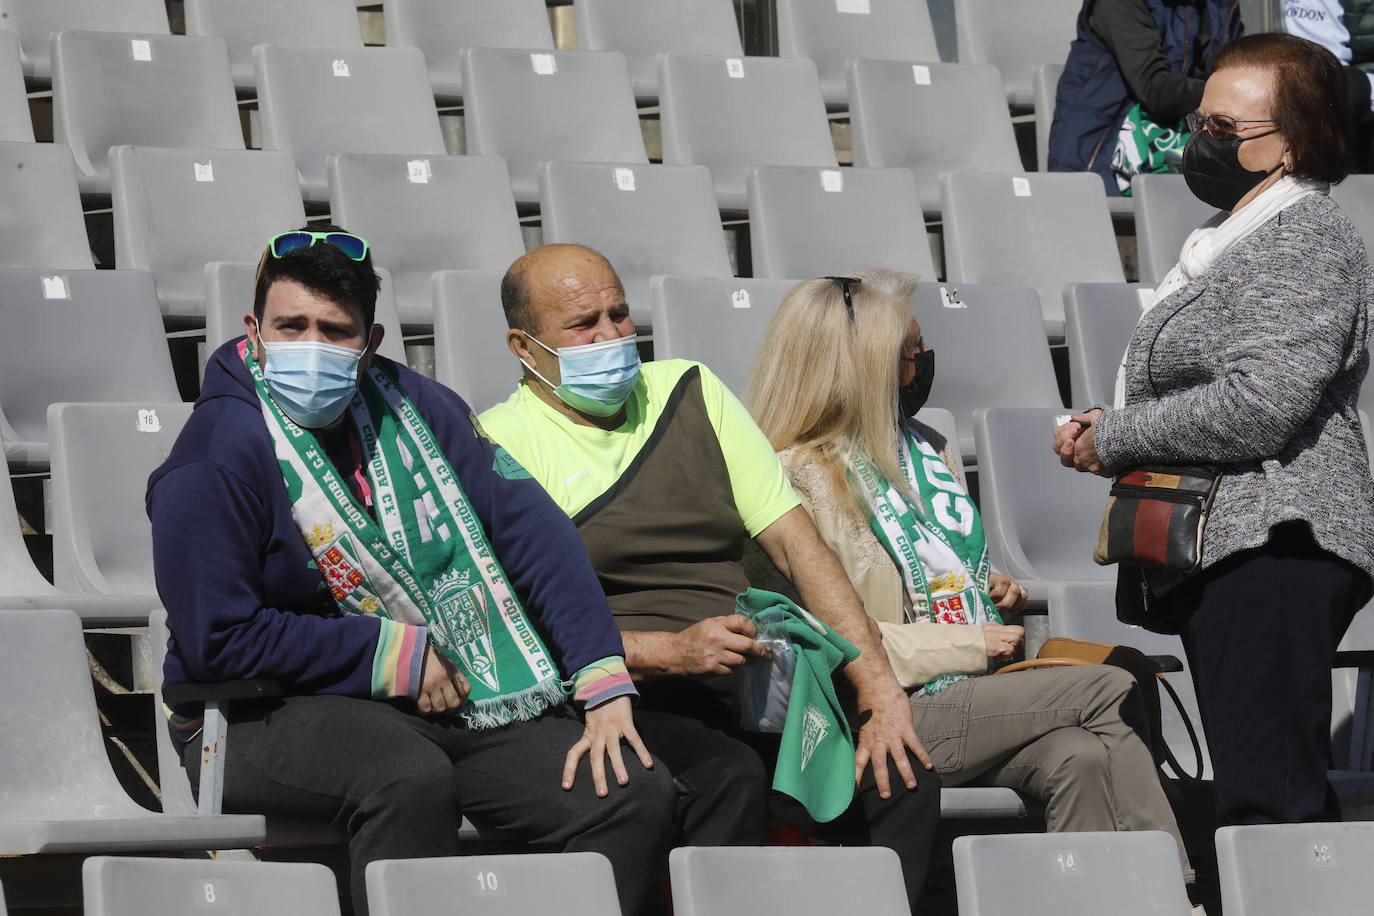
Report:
573,366,751,634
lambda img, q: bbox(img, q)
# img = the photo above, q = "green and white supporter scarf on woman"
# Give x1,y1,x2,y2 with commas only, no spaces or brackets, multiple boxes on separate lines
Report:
243,342,565,728
848,422,1002,695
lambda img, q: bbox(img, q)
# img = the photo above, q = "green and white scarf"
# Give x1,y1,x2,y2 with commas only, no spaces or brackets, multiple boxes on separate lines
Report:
848,423,1001,695
245,345,565,728
1111,102,1190,196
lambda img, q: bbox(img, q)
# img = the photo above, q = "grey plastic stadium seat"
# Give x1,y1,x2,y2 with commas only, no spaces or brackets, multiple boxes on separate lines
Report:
1048,581,1211,781
0,607,264,855
747,165,936,280
52,31,243,197
367,853,618,916
1331,175,1374,253
914,406,965,471
48,402,191,595
1063,282,1150,408
0,470,161,626
575,0,742,104
1216,822,1374,916
1033,63,1063,171
0,269,178,471
203,263,408,366
954,0,1081,106
432,270,525,413
383,0,553,103
84,856,340,916
538,161,734,326
0,0,169,82
650,276,796,396
848,60,1020,214
328,153,524,325
185,0,363,94
1131,173,1219,285
972,407,1114,597
461,48,646,207
255,45,445,204
659,53,836,211
0,29,32,141
953,831,1190,916
670,846,908,916
942,172,1124,339
111,146,306,323
915,283,1063,463
778,0,939,107
0,142,92,269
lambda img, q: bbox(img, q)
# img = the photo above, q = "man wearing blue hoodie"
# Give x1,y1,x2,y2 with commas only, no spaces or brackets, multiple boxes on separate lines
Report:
147,228,675,916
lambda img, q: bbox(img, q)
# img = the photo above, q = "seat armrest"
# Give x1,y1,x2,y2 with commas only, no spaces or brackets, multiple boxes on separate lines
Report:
163,678,284,704
1145,654,1184,674
1333,651,1374,671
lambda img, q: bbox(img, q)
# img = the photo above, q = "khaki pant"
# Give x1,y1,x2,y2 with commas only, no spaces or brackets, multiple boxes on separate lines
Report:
912,665,1193,881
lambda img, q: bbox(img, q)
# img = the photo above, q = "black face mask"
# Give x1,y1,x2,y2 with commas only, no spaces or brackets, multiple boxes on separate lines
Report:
898,349,935,418
1181,129,1280,211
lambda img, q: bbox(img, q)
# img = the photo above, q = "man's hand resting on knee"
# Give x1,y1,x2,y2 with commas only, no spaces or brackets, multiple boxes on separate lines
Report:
417,645,472,716
562,696,655,797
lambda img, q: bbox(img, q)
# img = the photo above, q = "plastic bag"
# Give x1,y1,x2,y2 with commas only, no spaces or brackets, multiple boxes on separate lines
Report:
736,622,796,733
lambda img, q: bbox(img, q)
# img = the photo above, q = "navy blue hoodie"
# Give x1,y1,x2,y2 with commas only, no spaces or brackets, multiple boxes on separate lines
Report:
148,339,625,710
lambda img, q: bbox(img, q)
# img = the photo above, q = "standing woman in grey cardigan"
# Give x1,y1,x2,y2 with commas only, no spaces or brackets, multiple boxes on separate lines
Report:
1054,32,1374,827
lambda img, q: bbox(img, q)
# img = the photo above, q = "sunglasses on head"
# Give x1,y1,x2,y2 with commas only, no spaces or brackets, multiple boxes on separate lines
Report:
824,275,863,324
268,230,370,261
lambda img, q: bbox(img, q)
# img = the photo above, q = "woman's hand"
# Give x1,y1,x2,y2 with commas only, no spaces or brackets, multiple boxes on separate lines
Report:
416,645,472,716
562,696,654,797
1054,410,1107,474
988,573,1029,616
1071,418,1115,476
981,623,1025,660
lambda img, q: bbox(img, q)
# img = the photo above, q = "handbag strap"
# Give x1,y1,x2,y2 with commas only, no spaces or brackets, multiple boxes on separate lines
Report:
994,639,1206,783
1155,671,1206,783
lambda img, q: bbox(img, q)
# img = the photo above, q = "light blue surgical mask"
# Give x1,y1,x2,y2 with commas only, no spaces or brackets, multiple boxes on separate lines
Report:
259,338,365,428
522,333,641,418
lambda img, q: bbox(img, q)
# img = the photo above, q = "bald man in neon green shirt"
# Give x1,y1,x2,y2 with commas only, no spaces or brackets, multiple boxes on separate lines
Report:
478,245,941,909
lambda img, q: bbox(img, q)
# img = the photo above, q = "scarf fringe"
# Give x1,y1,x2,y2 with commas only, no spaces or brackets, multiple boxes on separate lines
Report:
460,676,569,730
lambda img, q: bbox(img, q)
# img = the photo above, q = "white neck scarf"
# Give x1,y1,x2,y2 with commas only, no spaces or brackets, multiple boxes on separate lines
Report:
1111,175,1328,407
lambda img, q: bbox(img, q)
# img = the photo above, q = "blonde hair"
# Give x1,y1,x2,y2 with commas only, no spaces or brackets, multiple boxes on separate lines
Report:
749,269,919,523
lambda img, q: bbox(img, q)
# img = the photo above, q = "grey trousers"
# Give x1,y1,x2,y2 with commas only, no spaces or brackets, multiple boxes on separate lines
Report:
911,665,1193,881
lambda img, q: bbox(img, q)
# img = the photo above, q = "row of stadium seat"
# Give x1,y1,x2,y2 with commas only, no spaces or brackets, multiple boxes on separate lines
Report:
0,0,1084,107
13,130,1374,337
0,28,1042,208
8,825,1374,916
4,590,1373,912
7,262,1374,472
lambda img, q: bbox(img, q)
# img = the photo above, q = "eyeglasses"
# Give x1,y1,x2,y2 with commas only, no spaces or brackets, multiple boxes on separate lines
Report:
824,276,862,324
1185,111,1276,140
268,230,370,261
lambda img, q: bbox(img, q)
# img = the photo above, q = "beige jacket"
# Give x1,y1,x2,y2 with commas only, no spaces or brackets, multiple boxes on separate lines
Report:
778,432,988,691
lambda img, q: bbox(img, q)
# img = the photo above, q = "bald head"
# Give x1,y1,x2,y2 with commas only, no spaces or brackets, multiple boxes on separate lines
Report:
501,244,624,337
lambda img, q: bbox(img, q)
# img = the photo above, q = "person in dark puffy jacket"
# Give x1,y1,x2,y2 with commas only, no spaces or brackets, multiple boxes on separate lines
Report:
1049,0,1243,195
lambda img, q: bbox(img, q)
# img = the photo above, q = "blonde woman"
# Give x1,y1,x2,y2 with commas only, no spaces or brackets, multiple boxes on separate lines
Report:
750,271,1196,889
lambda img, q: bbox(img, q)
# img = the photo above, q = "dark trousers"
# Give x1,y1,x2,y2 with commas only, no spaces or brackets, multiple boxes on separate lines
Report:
636,682,941,912
1162,523,1368,826
181,696,676,916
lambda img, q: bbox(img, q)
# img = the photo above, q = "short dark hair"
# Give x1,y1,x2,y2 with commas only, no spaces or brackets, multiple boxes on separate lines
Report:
253,223,382,328
1211,33,1353,184
500,258,537,335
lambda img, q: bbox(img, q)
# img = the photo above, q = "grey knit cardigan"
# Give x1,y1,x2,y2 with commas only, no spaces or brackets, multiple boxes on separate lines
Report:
1095,193,1374,618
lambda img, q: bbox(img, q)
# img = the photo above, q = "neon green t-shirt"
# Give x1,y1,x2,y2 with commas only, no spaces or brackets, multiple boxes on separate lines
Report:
478,360,799,537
